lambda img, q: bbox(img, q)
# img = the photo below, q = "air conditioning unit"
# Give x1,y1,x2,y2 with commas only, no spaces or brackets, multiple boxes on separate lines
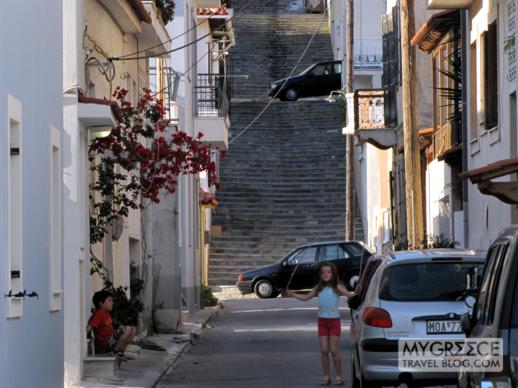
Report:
305,0,324,13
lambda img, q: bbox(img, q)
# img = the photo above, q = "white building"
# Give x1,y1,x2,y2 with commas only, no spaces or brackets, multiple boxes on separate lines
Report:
0,1,64,387
445,0,518,249
330,0,395,252
163,0,232,318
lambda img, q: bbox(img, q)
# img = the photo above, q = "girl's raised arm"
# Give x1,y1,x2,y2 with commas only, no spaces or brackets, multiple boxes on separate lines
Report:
285,287,317,301
337,283,353,298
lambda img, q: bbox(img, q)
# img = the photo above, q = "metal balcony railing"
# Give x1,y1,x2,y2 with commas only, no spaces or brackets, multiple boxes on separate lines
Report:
345,89,397,131
354,39,383,69
195,74,230,118
355,89,386,130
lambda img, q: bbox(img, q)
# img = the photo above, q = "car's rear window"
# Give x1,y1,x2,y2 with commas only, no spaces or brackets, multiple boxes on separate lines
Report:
379,262,485,302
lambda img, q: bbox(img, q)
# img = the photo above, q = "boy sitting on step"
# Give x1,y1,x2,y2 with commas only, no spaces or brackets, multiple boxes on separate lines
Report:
86,290,136,358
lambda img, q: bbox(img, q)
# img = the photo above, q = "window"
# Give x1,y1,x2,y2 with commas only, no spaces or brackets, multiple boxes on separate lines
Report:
511,267,518,327
49,126,62,311
379,262,485,302
345,243,364,257
470,43,478,138
484,244,508,324
311,64,332,77
7,95,23,318
358,259,382,303
318,244,350,261
334,63,342,74
288,247,317,264
476,243,508,324
484,21,498,129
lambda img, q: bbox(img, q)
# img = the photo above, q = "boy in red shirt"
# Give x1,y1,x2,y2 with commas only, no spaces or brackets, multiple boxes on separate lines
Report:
86,290,136,356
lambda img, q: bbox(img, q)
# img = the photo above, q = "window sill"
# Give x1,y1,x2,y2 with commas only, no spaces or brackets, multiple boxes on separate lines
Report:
470,138,480,156
488,125,500,145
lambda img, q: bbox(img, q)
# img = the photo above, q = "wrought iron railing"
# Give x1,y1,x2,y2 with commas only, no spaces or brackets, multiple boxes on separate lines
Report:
194,74,230,118
354,39,383,69
344,89,397,133
355,89,386,130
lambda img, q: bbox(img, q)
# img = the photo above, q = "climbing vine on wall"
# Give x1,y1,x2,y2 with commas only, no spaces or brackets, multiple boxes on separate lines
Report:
89,87,219,244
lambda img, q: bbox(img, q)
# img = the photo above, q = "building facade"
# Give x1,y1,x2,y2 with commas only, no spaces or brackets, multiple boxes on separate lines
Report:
0,1,64,387
63,0,170,384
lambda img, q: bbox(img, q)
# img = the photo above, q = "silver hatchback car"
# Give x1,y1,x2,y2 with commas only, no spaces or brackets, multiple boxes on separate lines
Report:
349,249,486,387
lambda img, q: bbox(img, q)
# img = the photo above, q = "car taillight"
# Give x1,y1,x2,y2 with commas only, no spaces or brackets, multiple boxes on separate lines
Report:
362,307,393,328
238,274,245,282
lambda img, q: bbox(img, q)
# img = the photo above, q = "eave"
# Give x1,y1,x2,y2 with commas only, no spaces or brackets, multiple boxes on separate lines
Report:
412,10,460,53
460,157,518,204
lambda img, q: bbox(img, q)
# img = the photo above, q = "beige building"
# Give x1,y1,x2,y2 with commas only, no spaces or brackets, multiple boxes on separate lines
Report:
63,0,170,384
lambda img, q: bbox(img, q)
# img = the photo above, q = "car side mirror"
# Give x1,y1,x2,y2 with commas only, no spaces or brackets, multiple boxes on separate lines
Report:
460,313,472,335
347,294,361,311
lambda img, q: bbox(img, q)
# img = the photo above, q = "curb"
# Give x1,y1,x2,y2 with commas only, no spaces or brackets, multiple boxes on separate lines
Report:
151,305,222,387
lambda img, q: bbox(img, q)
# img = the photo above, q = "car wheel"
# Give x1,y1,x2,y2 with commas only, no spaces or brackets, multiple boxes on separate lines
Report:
284,88,299,101
345,273,360,291
254,279,275,298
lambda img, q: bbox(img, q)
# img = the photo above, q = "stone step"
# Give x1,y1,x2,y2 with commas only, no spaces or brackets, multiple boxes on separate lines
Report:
208,0,363,286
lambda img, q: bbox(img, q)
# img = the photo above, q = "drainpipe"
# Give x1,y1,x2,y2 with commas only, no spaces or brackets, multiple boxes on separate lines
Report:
461,9,470,248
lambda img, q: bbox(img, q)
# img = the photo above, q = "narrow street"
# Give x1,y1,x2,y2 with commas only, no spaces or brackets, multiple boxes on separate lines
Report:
157,298,352,387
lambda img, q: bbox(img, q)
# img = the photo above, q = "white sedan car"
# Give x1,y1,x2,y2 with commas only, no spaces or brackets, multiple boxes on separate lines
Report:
349,249,486,388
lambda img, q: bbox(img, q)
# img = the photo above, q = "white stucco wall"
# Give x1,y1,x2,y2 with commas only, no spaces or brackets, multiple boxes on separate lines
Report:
0,1,64,387
466,0,517,249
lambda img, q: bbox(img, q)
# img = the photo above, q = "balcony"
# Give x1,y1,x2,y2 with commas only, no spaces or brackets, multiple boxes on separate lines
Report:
354,39,383,69
197,0,231,8
426,0,475,9
194,74,230,150
343,89,396,150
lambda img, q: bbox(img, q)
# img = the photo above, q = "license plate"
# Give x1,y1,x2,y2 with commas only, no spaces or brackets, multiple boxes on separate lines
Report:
426,320,462,334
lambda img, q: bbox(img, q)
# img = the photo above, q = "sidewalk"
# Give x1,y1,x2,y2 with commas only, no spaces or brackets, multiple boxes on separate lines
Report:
81,305,221,388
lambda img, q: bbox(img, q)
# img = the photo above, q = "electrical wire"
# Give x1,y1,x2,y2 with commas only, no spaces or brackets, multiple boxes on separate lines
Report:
114,19,210,61
109,0,253,62
148,0,254,98
229,5,330,145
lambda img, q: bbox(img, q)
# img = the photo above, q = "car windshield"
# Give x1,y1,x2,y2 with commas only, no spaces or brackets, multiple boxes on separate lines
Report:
299,64,316,75
379,262,485,302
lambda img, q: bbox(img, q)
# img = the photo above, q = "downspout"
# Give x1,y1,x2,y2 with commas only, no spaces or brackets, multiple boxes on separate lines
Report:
461,9,470,248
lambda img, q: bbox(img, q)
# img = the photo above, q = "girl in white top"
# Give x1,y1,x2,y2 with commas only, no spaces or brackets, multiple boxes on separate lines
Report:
285,262,352,386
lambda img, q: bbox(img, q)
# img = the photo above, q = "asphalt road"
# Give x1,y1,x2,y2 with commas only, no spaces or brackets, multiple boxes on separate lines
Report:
157,297,353,388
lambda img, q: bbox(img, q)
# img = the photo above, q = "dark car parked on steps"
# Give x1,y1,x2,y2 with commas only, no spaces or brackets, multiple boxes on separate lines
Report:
459,225,518,388
269,61,342,101
237,241,372,298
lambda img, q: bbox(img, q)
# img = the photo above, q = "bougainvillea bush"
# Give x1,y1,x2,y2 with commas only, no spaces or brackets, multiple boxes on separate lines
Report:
89,87,218,243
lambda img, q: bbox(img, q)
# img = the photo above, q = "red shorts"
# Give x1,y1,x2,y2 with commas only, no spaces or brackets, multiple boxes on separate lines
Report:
318,317,341,337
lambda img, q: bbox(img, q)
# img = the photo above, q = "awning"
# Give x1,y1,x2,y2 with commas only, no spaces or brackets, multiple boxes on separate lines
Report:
412,10,460,53
460,157,518,204
78,95,122,128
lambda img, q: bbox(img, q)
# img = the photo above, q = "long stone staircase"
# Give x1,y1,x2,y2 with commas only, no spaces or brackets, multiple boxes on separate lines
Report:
208,0,364,286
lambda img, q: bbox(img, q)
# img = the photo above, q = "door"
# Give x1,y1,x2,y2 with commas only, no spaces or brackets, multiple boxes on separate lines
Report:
509,262,518,387
286,246,319,289
464,243,509,386
317,244,351,280
301,63,333,97
331,62,343,91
